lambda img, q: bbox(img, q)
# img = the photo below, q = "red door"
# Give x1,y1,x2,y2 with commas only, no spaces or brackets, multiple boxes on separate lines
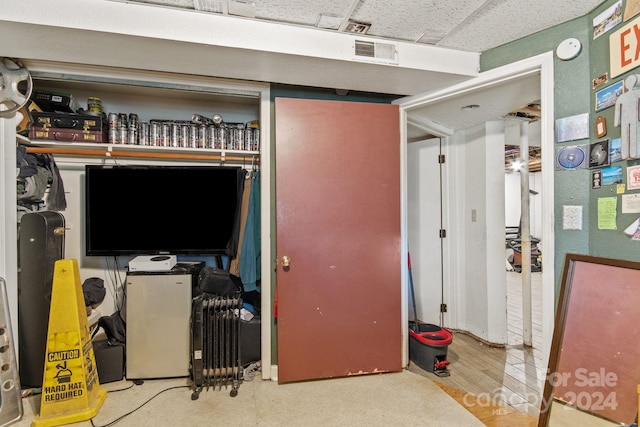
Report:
275,97,401,383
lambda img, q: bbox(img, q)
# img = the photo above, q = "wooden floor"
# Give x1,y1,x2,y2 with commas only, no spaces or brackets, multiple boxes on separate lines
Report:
408,271,544,425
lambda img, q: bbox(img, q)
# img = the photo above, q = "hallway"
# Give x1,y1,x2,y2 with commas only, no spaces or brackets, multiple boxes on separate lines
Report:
413,271,544,420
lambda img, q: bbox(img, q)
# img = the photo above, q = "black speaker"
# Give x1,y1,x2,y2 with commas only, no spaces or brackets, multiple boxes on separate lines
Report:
93,340,124,384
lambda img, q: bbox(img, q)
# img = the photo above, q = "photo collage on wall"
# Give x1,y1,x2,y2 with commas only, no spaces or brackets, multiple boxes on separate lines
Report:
554,0,640,236
582,0,640,237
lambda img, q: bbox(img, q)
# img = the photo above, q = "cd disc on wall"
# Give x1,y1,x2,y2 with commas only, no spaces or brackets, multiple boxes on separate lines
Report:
556,145,586,170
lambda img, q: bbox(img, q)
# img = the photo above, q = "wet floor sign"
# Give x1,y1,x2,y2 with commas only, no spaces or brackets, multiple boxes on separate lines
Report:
32,259,106,427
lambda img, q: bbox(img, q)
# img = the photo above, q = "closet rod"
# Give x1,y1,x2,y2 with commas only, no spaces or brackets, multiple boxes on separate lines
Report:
25,146,259,163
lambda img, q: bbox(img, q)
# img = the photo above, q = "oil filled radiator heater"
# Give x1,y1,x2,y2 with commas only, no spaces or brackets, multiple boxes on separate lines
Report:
190,295,243,399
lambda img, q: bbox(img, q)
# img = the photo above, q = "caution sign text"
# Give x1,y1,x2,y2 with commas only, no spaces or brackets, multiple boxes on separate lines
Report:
48,349,80,362
44,381,85,402
42,345,86,403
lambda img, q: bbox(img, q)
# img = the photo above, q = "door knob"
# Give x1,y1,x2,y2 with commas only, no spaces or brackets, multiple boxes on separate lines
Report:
281,256,291,267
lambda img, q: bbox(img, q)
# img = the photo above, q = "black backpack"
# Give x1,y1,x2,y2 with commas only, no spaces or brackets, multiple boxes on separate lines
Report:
197,267,243,297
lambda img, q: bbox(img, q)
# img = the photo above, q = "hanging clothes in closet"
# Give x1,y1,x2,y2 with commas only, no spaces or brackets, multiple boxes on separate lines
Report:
230,169,253,275
239,170,261,293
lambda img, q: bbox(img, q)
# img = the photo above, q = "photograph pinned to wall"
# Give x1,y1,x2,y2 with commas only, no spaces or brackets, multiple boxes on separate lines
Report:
589,140,610,168
592,72,609,89
623,217,640,239
602,165,623,186
627,165,640,190
593,169,602,189
555,145,586,170
624,0,640,21
595,79,624,111
622,193,640,213
609,137,622,162
556,113,589,142
594,0,622,39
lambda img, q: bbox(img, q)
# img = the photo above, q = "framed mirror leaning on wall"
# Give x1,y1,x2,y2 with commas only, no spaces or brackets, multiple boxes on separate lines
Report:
538,254,640,427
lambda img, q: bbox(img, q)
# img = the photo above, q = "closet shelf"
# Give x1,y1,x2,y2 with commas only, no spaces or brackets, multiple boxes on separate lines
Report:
21,139,259,163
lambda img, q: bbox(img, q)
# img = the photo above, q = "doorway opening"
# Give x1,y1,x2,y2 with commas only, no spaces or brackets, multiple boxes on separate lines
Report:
396,52,555,370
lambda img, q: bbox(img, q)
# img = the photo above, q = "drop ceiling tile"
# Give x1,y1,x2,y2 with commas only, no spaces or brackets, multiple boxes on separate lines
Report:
438,0,604,52
351,0,488,42
254,0,353,26
108,0,606,53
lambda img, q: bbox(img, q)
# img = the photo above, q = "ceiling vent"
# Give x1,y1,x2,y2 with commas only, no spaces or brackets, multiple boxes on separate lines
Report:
353,40,398,65
194,0,224,13
345,20,371,34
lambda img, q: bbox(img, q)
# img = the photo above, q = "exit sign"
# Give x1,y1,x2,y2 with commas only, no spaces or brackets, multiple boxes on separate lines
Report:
610,14,640,78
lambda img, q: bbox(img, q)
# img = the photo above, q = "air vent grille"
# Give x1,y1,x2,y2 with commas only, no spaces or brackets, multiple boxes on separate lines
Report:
355,41,375,58
353,40,398,64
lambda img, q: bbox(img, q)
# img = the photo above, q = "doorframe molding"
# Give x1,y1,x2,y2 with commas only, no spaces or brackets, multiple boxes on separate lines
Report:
395,51,555,366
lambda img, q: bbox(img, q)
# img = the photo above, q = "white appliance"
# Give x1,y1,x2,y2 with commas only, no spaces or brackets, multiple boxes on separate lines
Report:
125,270,192,378
128,255,177,272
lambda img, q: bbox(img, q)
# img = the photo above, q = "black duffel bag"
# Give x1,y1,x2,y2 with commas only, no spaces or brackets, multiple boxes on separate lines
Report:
197,266,243,297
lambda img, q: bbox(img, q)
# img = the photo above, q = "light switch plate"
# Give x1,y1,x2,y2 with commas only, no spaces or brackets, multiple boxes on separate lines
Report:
563,205,583,230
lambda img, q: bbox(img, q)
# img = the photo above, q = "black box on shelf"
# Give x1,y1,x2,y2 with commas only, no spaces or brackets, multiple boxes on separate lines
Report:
32,90,80,113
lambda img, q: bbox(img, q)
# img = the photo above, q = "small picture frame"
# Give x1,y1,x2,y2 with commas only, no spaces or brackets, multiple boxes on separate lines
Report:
556,113,590,143
595,80,624,111
589,140,610,168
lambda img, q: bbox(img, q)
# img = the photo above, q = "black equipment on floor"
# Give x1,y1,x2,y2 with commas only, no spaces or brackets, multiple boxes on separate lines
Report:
93,340,124,384
190,295,243,399
18,211,65,389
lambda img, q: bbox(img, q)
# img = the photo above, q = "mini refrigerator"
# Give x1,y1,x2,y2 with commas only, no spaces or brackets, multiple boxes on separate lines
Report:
125,266,199,379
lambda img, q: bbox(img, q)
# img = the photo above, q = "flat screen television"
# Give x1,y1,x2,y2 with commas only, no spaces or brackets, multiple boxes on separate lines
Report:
85,164,243,256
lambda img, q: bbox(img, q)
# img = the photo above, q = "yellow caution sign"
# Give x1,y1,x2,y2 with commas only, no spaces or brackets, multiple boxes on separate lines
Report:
32,259,106,427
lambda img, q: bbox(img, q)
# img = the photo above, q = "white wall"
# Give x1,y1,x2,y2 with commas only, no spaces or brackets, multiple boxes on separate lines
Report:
485,122,508,342
454,122,507,343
